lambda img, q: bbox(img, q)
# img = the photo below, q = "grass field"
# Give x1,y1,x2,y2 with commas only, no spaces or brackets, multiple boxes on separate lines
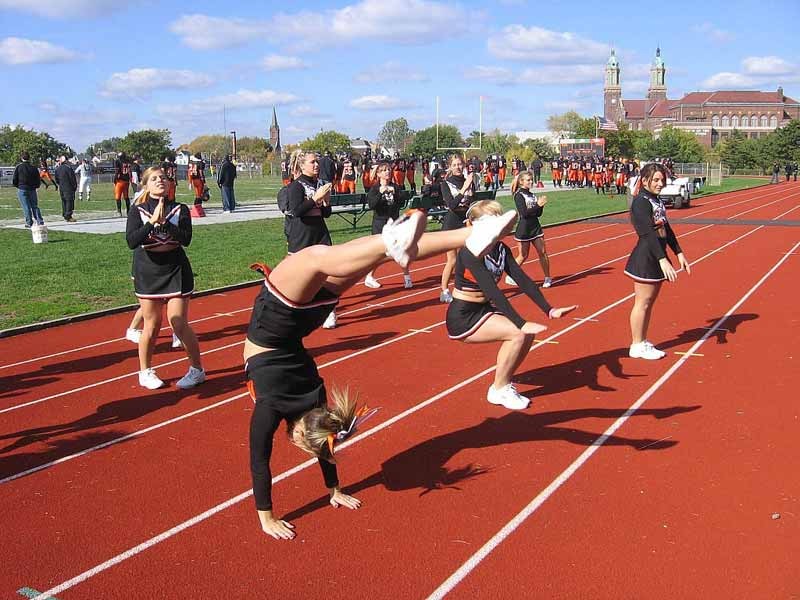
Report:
0,177,766,330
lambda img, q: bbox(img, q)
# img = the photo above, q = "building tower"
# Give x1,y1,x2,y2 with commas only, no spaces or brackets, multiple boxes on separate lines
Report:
603,49,622,122
269,106,282,155
647,47,667,103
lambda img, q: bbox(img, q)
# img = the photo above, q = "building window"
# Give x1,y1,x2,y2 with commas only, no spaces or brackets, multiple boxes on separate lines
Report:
721,115,730,127
770,115,778,128
712,115,719,127
731,116,739,128
760,115,768,127
741,116,749,127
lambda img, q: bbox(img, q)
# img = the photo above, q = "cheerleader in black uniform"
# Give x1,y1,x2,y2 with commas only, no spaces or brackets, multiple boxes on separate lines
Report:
284,150,337,329
439,154,476,303
363,162,412,289
243,206,517,539
624,163,691,360
446,200,576,410
505,171,552,289
126,167,205,390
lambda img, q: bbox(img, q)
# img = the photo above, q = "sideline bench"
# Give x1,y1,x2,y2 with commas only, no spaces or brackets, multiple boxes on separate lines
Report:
409,189,497,223
328,190,412,229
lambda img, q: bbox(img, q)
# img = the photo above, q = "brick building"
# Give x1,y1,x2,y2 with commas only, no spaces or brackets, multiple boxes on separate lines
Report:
603,48,800,147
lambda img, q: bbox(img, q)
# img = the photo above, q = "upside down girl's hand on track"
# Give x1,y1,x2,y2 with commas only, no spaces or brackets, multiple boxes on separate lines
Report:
677,253,691,275
329,489,362,510
258,511,296,540
550,305,578,319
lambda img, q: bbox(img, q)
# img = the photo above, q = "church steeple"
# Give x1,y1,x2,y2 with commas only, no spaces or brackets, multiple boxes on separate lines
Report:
604,48,622,122
647,47,667,102
269,106,281,155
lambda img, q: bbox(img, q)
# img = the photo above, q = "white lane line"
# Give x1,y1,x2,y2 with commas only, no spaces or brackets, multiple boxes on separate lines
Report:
425,238,800,600
24,225,775,600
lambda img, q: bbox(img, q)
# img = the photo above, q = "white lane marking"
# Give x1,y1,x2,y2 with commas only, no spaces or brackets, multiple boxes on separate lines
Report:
425,238,800,600
25,226,782,600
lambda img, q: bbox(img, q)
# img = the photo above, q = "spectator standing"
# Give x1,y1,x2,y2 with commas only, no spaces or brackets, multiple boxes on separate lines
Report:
531,157,543,184
54,155,78,222
75,157,93,201
12,151,44,228
217,154,237,213
131,157,142,191
771,162,781,184
113,152,132,215
318,150,336,187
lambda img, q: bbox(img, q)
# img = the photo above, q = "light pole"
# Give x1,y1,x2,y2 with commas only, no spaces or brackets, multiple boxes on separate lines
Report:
230,131,237,160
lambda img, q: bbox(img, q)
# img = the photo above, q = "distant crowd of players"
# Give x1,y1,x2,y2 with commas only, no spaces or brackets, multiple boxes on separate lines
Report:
277,150,663,198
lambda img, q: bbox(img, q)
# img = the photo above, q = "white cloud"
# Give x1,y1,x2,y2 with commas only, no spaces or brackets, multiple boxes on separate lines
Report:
702,56,800,88
692,22,734,43
0,37,80,65
289,105,330,118
0,0,129,18
349,95,416,110
467,64,599,86
157,89,301,118
742,56,795,76
101,68,214,98
272,0,470,49
262,54,310,71
487,25,608,64
543,99,591,111
354,61,429,83
170,14,270,50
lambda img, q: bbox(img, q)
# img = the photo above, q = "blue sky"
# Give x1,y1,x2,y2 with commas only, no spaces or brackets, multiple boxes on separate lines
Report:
1,0,799,153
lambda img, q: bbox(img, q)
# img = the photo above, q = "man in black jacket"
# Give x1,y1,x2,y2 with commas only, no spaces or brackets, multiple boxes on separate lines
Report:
318,150,336,188
12,151,44,227
217,154,237,213
55,156,78,222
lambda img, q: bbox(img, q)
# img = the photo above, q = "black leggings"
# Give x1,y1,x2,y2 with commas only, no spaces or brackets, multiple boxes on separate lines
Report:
246,349,339,511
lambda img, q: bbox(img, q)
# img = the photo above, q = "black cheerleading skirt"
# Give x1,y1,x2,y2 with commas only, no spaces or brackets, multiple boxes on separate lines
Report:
245,348,327,417
624,238,669,282
514,218,544,242
372,215,389,235
446,298,498,339
442,209,467,231
132,247,194,299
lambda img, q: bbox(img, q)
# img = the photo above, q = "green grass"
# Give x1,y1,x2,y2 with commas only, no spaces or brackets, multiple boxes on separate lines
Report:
0,177,768,331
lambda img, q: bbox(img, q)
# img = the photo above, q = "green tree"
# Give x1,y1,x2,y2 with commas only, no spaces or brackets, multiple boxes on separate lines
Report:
85,136,123,156
188,134,231,159
599,124,638,158
0,125,72,163
118,129,172,162
521,138,555,161
647,126,705,162
481,129,514,156
236,136,270,175
408,124,464,156
719,130,755,172
546,111,584,136
300,130,352,154
377,117,414,152
762,118,800,164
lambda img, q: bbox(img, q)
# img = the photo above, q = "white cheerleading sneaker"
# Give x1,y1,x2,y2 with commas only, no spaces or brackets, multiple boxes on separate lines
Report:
487,383,530,410
177,366,206,389
322,310,337,329
504,275,517,286
403,274,413,289
542,277,553,288
465,210,517,257
382,210,426,268
439,288,453,303
125,328,142,344
364,274,381,289
139,368,165,390
629,341,666,360
172,333,183,349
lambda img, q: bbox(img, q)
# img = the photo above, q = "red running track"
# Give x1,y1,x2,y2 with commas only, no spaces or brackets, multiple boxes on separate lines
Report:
1,182,798,599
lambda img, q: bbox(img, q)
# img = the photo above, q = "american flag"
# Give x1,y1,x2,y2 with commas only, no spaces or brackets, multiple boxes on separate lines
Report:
597,116,619,131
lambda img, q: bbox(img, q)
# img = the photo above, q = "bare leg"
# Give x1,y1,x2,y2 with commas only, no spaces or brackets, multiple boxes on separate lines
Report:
515,240,530,266
138,298,163,370
272,228,473,302
462,314,535,388
129,307,144,330
629,281,662,344
440,250,456,293
533,237,550,279
167,297,202,369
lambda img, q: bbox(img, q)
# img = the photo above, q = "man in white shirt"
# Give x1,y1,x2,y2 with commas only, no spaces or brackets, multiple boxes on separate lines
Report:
75,157,93,201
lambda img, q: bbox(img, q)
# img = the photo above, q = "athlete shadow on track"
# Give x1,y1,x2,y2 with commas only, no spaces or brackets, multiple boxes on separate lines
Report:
307,331,397,358
281,405,698,523
0,365,244,480
651,313,758,349
348,296,445,326
195,322,249,344
510,265,616,291
341,273,442,305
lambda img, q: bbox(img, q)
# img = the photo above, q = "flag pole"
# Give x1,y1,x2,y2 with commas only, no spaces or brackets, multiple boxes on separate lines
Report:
595,116,599,139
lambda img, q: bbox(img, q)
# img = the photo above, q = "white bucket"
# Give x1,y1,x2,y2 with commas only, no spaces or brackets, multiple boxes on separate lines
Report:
31,223,49,244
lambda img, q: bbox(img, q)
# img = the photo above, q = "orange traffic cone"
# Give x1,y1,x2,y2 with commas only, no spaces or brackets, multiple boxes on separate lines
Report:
190,204,205,217
536,181,544,188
